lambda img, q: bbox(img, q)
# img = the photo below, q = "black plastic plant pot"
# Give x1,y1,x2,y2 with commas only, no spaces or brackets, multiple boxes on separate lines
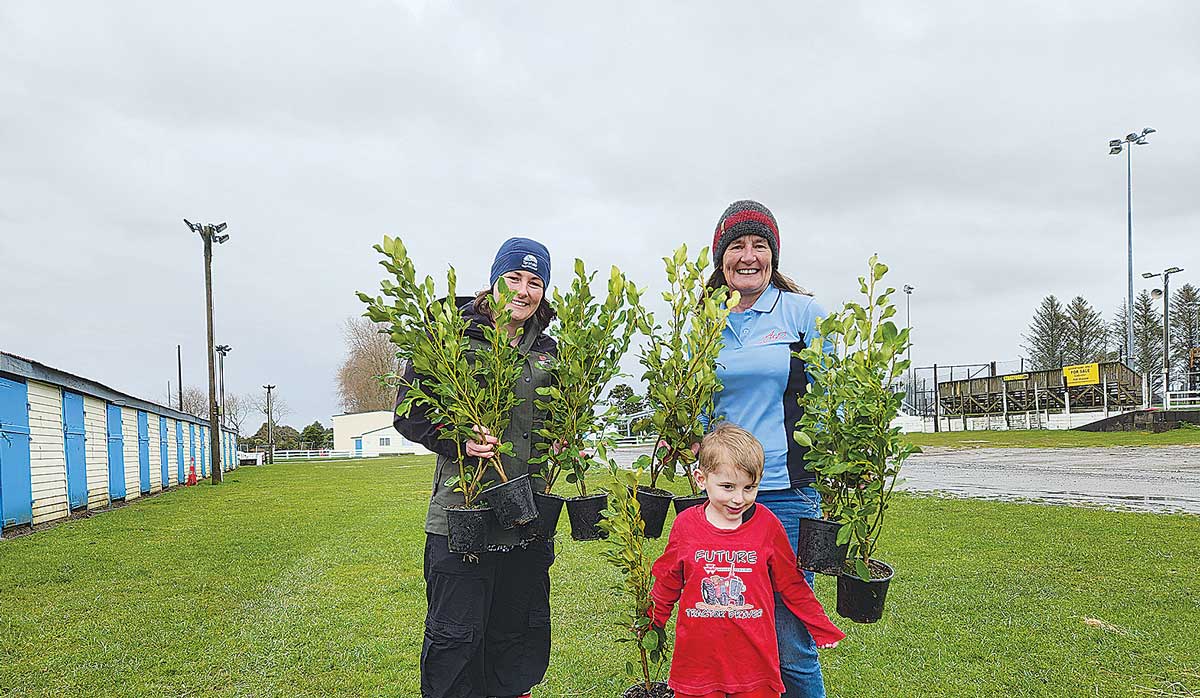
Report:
836,559,895,624
531,491,566,539
565,492,608,541
797,517,849,576
631,487,674,539
444,505,492,555
672,493,708,516
622,681,673,698
480,474,539,529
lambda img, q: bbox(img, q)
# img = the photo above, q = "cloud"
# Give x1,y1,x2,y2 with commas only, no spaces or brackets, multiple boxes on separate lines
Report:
2,0,1198,425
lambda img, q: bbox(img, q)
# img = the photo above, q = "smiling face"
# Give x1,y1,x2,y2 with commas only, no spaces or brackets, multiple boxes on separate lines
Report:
493,269,544,325
721,235,773,304
695,461,760,529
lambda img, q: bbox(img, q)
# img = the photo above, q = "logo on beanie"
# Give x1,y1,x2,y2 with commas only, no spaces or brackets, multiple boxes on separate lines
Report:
522,254,538,272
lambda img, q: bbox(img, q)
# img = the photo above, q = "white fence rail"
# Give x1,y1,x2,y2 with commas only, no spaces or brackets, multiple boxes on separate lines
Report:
1165,391,1200,410
254,449,381,461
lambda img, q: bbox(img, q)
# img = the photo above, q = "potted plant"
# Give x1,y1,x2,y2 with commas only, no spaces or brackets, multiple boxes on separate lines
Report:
598,467,673,698
532,260,640,541
634,245,737,520
359,236,538,553
793,254,918,622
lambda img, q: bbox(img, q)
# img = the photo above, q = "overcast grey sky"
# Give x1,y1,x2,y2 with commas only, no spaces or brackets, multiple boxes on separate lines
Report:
2,1,1197,429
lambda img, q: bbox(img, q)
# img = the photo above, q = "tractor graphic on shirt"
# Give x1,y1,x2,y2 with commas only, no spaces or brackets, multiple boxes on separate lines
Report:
695,561,753,611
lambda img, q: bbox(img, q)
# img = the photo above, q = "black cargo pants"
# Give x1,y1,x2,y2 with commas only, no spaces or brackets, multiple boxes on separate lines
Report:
421,534,553,698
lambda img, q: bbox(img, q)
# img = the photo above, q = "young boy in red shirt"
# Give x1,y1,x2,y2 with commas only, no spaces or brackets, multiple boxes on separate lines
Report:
650,422,845,698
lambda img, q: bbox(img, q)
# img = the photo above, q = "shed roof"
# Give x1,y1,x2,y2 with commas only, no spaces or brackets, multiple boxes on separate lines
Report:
0,350,229,429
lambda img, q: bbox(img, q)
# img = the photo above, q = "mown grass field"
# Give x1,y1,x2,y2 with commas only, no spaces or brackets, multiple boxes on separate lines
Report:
906,426,1200,449
1,456,1198,697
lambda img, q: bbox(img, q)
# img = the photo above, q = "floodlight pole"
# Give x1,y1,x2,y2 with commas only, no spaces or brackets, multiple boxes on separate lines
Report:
903,284,915,408
1144,267,1185,395
263,384,276,464
185,218,229,485
1108,128,1155,363
216,344,231,429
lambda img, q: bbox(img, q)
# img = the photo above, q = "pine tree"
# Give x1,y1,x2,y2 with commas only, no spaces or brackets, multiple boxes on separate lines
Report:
1062,296,1107,365
1023,295,1069,370
1108,301,1129,364
1170,283,1200,383
1132,290,1164,379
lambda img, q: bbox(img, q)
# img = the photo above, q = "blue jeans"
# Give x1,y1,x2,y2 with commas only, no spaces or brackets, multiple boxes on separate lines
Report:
756,486,826,698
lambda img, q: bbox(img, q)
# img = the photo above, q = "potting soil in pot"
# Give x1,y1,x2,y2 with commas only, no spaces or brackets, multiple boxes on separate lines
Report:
622,681,673,698
797,517,848,576
444,505,492,554
531,491,566,539
565,492,608,540
672,493,707,516
632,486,674,538
480,474,538,529
836,558,895,624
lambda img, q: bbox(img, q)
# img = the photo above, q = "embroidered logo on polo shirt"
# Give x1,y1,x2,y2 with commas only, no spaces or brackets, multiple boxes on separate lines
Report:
757,329,790,344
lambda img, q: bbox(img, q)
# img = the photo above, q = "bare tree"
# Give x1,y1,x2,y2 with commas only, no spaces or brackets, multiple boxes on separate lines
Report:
253,390,291,429
336,316,398,413
223,392,252,434
178,385,208,419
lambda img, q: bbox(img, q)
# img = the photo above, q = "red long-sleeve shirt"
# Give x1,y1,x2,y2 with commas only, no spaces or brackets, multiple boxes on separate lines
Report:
650,503,845,695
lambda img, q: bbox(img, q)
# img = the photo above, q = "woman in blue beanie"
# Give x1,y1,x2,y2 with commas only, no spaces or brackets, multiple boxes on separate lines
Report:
394,237,557,698
705,201,835,698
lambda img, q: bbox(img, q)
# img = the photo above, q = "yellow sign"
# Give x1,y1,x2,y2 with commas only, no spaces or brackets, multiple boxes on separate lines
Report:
1003,373,1029,382
1063,363,1100,386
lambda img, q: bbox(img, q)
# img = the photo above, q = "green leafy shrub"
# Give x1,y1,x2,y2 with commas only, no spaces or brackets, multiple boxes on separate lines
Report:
634,245,737,491
598,467,669,691
357,236,524,507
794,254,919,580
532,261,640,496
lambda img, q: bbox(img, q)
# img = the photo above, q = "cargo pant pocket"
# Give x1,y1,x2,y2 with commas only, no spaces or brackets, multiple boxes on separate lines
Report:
421,618,477,698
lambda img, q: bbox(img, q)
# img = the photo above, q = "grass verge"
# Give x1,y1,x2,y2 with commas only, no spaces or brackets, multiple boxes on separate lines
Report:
906,426,1200,449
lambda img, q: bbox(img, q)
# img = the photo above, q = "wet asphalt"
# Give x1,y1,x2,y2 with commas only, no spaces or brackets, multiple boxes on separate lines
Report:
609,445,1200,515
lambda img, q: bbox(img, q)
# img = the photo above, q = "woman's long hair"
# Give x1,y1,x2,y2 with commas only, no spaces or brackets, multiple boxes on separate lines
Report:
471,286,557,331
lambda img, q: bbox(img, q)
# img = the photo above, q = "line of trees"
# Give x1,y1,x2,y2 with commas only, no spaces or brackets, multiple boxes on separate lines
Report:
1023,284,1200,381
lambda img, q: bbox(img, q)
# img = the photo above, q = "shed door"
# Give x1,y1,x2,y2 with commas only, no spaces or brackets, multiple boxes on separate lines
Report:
189,424,196,475
62,390,88,510
0,376,33,528
199,426,207,477
175,420,184,482
137,411,150,494
159,417,169,487
106,404,125,500
354,437,362,454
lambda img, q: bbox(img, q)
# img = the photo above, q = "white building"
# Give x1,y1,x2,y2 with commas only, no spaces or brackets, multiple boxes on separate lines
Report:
331,409,429,457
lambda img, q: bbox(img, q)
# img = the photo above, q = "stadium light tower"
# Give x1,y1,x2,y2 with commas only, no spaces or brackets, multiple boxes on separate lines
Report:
1108,127,1155,364
903,284,915,405
1143,266,1184,393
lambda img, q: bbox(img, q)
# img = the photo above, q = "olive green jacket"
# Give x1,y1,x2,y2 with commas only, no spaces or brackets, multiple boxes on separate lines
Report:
393,300,556,548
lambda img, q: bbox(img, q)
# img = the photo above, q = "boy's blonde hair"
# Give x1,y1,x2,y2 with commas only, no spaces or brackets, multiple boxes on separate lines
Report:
698,422,764,483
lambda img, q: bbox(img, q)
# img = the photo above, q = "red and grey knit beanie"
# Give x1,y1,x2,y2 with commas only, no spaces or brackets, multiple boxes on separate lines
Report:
711,200,780,269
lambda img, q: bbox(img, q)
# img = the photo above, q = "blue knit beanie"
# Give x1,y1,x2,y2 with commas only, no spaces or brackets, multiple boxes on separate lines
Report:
489,237,551,287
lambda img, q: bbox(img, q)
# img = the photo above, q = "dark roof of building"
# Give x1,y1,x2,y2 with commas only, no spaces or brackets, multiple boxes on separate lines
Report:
0,350,229,429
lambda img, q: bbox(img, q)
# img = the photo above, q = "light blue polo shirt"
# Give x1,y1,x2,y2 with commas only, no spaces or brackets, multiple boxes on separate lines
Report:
711,284,828,491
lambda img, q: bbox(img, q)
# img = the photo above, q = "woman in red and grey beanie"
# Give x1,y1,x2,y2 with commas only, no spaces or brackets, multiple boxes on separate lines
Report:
705,200,836,698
